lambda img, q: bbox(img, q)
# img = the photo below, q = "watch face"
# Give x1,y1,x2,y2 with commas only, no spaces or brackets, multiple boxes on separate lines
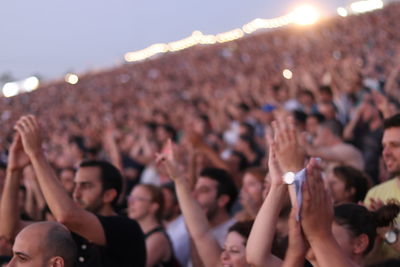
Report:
283,172,295,184
385,230,397,244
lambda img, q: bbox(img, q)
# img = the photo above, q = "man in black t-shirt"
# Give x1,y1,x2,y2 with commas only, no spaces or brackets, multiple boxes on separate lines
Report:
14,115,146,267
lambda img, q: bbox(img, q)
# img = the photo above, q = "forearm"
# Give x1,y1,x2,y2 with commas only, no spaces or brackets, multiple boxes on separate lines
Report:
246,185,286,267
282,253,305,267
0,170,23,240
310,235,358,267
29,152,77,224
175,179,213,240
175,178,221,267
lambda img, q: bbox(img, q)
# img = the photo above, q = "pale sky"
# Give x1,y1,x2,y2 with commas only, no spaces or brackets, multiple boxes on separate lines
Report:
0,0,352,81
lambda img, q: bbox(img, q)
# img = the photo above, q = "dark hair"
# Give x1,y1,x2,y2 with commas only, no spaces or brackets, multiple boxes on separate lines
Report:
231,150,249,172
199,167,238,211
367,258,400,267
228,220,254,244
332,165,371,203
43,223,78,267
308,112,326,123
245,167,268,183
240,122,255,137
334,203,400,255
298,89,315,101
137,184,164,223
383,114,400,130
68,135,86,153
161,181,178,205
239,134,258,152
0,161,6,170
158,124,177,141
321,120,343,138
237,102,250,112
79,160,122,208
319,86,333,97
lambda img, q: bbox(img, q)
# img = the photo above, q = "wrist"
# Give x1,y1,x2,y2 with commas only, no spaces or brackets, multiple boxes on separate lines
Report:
6,168,23,175
27,150,47,163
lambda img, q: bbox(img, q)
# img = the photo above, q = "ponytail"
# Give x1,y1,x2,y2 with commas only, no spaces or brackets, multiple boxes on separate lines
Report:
334,202,400,255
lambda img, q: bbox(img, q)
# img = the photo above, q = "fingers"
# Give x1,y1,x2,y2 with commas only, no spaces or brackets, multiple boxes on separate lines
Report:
14,115,39,135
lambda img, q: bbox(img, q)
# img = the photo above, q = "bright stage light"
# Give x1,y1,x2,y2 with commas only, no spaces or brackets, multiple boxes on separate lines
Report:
2,82,19,98
283,69,293,80
350,0,383,14
23,76,40,92
337,7,348,17
292,4,320,25
65,73,79,85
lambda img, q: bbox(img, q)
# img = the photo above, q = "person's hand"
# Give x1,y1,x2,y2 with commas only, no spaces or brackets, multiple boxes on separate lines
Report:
13,115,44,158
266,130,284,187
271,116,305,173
287,207,310,259
7,133,30,172
301,158,334,242
156,139,185,183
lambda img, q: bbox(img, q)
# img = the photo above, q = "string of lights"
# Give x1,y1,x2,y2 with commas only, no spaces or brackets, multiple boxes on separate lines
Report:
0,0,388,97
124,0,385,63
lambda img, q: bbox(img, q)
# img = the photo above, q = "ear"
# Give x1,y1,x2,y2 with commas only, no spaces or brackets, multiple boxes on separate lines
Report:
217,194,230,209
102,188,118,205
352,233,369,255
49,256,64,267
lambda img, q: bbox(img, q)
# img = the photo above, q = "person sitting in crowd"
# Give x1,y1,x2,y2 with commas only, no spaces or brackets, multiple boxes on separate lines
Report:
235,167,267,222
326,165,371,204
156,140,252,267
128,183,177,267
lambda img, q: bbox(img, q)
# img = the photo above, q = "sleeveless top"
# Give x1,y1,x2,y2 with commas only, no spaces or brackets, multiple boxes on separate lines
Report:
145,226,181,267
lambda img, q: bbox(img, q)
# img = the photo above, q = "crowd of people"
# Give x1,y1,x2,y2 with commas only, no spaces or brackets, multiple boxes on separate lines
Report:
1,2,400,267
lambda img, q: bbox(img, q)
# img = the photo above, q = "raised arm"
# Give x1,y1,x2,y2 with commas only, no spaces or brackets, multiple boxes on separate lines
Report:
157,140,221,267
300,159,358,267
0,134,30,242
14,115,107,245
246,117,304,267
282,209,308,267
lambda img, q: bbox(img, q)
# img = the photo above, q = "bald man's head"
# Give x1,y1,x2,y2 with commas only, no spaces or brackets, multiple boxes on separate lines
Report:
9,222,77,267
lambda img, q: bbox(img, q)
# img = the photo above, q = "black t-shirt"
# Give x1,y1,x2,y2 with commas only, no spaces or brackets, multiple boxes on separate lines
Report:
73,215,146,267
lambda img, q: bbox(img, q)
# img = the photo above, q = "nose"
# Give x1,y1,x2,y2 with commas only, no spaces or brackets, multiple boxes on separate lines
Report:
220,250,229,261
73,185,82,200
7,256,16,267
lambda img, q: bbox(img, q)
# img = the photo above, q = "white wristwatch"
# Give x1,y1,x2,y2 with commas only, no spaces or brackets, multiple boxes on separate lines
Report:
385,229,399,244
283,171,296,185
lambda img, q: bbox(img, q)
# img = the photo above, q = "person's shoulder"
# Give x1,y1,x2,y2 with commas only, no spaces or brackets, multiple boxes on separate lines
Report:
97,215,143,234
369,178,398,191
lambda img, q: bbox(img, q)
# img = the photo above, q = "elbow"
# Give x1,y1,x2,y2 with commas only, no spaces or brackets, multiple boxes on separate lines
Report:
245,250,258,267
54,207,78,227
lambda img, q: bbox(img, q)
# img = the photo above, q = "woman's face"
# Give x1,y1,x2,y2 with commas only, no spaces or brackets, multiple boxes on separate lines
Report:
220,231,250,267
127,186,153,221
241,173,263,207
327,172,353,204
